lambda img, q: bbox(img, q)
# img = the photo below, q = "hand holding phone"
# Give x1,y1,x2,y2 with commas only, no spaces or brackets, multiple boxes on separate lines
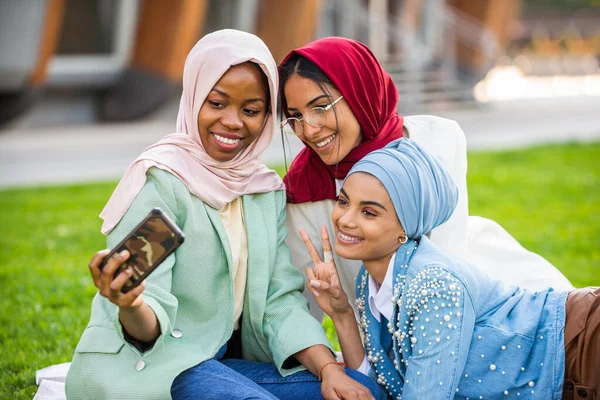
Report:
89,249,146,308
92,208,185,298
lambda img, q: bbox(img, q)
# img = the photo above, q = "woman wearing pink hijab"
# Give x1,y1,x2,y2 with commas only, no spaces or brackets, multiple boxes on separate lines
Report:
65,30,385,400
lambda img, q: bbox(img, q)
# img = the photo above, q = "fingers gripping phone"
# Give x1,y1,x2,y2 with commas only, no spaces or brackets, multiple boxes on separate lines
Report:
99,208,185,293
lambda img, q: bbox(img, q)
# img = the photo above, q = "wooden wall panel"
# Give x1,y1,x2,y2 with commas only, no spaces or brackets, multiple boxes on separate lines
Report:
257,0,322,64
30,0,66,86
132,0,208,82
449,0,522,74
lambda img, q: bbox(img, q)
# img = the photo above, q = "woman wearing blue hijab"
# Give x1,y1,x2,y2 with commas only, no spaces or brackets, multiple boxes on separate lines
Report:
300,138,599,399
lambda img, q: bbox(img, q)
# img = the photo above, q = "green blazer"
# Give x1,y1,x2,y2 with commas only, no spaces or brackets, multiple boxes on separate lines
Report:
66,168,331,400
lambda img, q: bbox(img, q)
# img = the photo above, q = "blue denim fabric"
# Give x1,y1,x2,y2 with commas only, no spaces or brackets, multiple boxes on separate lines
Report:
356,237,568,400
171,345,387,399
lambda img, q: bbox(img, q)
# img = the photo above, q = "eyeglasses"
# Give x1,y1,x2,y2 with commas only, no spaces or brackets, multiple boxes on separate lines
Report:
280,95,344,136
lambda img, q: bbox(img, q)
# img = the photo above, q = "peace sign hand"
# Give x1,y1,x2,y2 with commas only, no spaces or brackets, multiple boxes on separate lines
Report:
300,226,351,319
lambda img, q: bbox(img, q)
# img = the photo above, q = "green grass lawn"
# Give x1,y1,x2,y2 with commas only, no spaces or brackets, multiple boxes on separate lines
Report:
1,141,599,398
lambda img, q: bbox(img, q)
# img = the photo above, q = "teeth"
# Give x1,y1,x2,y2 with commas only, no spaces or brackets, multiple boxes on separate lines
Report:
339,232,363,243
215,134,241,145
316,135,335,148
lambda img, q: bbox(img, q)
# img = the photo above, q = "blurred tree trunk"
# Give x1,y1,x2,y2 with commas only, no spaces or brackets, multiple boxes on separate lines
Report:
30,0,66,86
132,0,208,82
257,0,322,64
448,0,522,75
99,0,208,121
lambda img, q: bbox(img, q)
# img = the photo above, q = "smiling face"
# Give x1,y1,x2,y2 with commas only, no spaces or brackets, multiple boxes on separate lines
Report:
283,74,362,165
331,172,406,263
197,62,269,162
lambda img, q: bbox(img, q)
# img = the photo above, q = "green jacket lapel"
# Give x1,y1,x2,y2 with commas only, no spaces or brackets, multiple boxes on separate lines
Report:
204,204,233,274
241,195,271,358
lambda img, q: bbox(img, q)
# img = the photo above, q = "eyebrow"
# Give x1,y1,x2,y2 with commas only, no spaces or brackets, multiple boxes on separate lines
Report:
340,188,388,211
211,88,265,104
287,94,329,112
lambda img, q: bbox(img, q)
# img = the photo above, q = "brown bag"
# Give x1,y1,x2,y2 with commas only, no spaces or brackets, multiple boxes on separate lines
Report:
562,287,600,400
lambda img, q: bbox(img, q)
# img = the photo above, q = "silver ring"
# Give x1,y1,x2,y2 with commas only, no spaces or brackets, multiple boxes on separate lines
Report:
323,251,334,263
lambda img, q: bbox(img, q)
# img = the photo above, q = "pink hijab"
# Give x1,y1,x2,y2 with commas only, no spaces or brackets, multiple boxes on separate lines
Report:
100,29,284,234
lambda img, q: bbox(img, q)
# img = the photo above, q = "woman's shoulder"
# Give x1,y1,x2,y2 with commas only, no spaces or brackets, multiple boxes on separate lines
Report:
406,238,504,305
403,116,466,168
245,188,287,214
146,166,227,206
248,187,285,202
411,237,458,266
408,238,484,286
286,198,335,211
146,166,185,187
403,115,462,133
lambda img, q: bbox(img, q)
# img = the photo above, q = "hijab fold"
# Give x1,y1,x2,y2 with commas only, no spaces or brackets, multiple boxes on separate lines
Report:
281,37,404,203
348,138,458,239
100,29,284,234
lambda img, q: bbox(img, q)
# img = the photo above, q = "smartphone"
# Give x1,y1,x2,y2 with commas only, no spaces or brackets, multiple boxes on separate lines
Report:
99,208,185,293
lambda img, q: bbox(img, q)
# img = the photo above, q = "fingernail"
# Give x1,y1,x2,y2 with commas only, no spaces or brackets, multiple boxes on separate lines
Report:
120,250,128,258
309,280,321,288
126,268,133,275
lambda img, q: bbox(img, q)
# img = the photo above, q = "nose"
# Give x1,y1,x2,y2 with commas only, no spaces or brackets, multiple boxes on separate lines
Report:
221,108,243,130
302,119,321,140
337,209,357,230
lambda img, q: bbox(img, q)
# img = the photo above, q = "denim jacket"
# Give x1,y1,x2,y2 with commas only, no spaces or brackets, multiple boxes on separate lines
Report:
356,236,567,400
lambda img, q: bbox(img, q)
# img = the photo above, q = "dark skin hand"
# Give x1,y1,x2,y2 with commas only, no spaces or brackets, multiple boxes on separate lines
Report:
88,249,160,343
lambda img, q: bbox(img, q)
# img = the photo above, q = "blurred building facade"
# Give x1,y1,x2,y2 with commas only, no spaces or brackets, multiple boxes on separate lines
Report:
0,0,598,126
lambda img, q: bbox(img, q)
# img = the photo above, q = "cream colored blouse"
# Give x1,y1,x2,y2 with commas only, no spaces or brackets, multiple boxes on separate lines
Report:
218,196,248,330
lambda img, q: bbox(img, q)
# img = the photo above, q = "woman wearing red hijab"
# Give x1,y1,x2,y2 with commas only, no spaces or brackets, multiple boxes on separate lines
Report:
279,37,574,321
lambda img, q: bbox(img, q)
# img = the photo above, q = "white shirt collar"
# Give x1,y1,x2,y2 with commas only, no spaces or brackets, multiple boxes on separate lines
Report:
367,252,396,323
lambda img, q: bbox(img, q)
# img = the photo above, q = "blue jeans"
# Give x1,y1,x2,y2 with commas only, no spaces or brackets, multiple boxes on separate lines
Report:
171,345,387,400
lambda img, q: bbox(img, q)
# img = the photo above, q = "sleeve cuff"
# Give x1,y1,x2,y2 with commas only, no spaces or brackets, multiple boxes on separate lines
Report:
356,354,371,376
111,294,172,356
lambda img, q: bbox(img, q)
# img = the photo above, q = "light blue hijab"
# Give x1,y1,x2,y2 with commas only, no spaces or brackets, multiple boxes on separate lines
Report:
347,138,458,239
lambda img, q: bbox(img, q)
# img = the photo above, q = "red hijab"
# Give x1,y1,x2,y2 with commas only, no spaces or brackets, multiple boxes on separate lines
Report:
280,37,404,204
